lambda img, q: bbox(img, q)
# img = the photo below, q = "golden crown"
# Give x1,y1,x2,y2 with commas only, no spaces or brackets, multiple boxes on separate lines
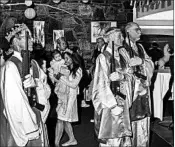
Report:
5,23,29,42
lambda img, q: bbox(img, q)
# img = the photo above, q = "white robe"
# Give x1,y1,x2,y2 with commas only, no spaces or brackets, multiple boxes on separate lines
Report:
0,52,40,146
56,68,82,122
32,59,51,123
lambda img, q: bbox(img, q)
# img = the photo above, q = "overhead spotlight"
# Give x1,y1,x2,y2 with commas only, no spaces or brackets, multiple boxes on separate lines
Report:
53,0,61,4
81,0,90,4
25,0,33,7
0,0,9,4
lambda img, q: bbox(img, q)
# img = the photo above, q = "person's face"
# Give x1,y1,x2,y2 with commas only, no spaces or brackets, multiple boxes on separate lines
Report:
59,40,67,51
54,53,62,61
64,54,72,67
97,38,105,50
15,29,33,52
113,32,124,48
127,24,141,42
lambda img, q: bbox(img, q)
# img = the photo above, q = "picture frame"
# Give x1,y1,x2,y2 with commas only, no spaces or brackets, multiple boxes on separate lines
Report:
91,21,117,43
53,30,64,49
33,21,45,47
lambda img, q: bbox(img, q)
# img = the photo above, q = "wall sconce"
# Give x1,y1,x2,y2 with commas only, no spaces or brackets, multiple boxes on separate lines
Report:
53,0,61,4
0,0,9,4
81,0,90,4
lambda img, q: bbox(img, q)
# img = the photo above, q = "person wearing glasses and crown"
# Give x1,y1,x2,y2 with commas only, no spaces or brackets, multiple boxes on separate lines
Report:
118,22,154,147
0,23,49,147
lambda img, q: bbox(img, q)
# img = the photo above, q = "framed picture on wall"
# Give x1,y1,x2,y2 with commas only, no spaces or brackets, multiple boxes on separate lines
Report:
33,21,45,47
53,30,64,49
91,21,117,43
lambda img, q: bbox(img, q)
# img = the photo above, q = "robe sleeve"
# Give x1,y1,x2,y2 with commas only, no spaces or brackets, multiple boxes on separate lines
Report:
140,44,154,84
59,68,82,89
2,61,39,146
119,47,135,105
92,54,120,115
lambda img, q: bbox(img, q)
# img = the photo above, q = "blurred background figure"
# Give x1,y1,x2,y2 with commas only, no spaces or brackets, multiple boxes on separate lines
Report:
157,43,172,70
148,42,164,70
157,44,174,124
0,37,11,147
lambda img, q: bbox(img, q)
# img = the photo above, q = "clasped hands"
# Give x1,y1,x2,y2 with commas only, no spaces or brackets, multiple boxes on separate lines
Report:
111,105,123,116
109,57,142,81
109,71,123,81
129,57,143,67
23,74,36,88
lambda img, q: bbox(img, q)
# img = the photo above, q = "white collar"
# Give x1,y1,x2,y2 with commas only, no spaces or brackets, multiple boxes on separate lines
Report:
126,38,137,48
100,45,105,52
130,41,136,48
105,46,112,54
13,51,22,62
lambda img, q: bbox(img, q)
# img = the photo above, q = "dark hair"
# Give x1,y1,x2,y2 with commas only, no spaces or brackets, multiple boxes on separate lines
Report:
152,42,159,48
71,46,79,53
57,37,69,49
64,51,81,77
0,37,10,51
35,58,45,69
96,37,105,43
52,50,62,58
0,37,13,61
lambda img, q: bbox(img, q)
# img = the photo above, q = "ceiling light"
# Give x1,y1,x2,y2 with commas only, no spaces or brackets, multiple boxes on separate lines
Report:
53,0,61,4
25,0,33,7
81,0,89,4
0,0,9,4
24,8,36,19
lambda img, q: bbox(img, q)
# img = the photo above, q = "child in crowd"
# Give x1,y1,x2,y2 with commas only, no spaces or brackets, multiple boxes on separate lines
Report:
49,50,65,77
48,50,70,115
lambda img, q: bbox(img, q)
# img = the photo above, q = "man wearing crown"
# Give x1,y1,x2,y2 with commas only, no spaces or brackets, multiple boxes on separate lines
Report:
0,23,48,146
91,28,132,147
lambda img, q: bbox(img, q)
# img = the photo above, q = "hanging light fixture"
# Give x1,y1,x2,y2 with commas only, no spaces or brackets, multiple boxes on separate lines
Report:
53,0,61,4
25,0,33,7
0,0,9,4
81,0,90,4
24,8,36,19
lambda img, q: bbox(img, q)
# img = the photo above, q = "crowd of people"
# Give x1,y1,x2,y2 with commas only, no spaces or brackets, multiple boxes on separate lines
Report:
0,17,173,147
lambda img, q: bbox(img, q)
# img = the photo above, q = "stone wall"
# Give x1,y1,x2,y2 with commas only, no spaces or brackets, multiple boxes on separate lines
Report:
0,0,133,68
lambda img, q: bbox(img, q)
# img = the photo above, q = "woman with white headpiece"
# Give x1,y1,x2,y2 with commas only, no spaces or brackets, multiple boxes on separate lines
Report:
91,27,132,147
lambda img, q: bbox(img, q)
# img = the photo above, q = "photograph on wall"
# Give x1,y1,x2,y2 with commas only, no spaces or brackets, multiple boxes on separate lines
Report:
33,21,45,47
53,30,64,49
91,21,117,43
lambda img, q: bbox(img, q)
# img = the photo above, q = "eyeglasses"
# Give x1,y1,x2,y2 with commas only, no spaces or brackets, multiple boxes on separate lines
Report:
133,27,141,32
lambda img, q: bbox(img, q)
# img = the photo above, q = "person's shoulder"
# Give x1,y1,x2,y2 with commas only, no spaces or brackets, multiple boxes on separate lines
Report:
118,45,125,52
4,59,18,71
103,50,111,57
97,52,105,60
137,43,145,49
